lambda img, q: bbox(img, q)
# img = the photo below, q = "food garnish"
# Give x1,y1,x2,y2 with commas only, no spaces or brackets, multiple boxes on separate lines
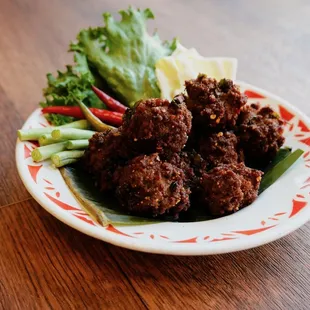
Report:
66,140,89,150
259,148,304,194
32,142,68,162
91,85,127,113
40,53,103,126
16,7,306,225
51,150,85,168
51,128,95,141
156,43,237,100
42,106,123,126
17,120,89,141
77,100,114,132
70,8,177,107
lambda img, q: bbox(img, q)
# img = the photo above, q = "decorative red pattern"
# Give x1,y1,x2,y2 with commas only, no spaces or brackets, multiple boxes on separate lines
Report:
44,192,80,211
74,211,88,216
244,90,265,99
303,177,310,184
45,187,55,190
173,237,198,243
211,237,237,242
29,141,39,148
298,120,309,132
28,165,42,183
24,145,32,159
106,224,134,238
203,236,210,240
274,212,286,216
232,225,276,235
278,105,295,121
160,235,169,239
44,179,52,185
289,200,307,218
289,123,294,132
261,220,266,226
301,178,310,189
150,234,155,239
303,151,310,159
296,194,305,199
300,137,310,146
300,184,310,190
73,214,95,226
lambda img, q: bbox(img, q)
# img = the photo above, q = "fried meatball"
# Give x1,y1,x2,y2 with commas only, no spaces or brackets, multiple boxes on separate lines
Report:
200,163,263,216
83,129,129,191
230,163,263,206
185,74,247,129
237,103,285,168
165,152,195,183
121,97,192,155
115,153,190,218
165,151,207,190
198,131,243,168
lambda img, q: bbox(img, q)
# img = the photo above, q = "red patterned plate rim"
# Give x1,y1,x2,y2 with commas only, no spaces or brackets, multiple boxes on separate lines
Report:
15,81,310,255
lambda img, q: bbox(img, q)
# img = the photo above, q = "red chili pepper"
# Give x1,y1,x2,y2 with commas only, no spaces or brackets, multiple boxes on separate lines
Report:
91,85,128,113
41,106,123,127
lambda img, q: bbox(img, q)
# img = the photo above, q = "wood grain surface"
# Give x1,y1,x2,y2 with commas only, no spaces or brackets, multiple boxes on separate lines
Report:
0,0,309,309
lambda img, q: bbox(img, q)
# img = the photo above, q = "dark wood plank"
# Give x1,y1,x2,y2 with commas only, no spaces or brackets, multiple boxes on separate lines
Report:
0,199,145,310
0,87,31,206
109,225,310,310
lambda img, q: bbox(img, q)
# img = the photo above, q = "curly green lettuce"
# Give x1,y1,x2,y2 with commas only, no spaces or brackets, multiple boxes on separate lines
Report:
40,53,104,125
41,7,177,125
70,8,177,107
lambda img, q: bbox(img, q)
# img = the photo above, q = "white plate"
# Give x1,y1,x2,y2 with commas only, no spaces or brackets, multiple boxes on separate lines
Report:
16,82,310,255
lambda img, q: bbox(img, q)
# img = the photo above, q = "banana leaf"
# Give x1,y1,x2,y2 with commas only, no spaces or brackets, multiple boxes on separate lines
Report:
258,148,304,194
60,147,303,226
262,147,292,172
60,166,161,226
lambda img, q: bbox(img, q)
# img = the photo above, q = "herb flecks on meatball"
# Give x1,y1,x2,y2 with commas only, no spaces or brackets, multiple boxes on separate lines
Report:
165,151,207,190
200,163,263,216
115,153,191,218
122,97,192,155
83,130,129,191
198,131,243,168
185,74,247,129
237,103,285,168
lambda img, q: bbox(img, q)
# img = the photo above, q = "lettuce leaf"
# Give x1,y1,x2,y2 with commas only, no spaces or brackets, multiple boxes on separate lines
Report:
70,8,177,107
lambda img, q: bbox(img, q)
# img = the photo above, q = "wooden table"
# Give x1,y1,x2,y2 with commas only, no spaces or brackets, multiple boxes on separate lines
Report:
1,0,309,309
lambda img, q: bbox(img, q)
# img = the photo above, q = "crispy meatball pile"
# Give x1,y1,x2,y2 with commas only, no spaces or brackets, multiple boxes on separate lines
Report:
84,97,192,218
83,129,129,191
198,131,243,169
115,153,190,217
237,103,285,168
83,75,285,219
201,163,263,216
185,74,247,129
122,96,192,155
